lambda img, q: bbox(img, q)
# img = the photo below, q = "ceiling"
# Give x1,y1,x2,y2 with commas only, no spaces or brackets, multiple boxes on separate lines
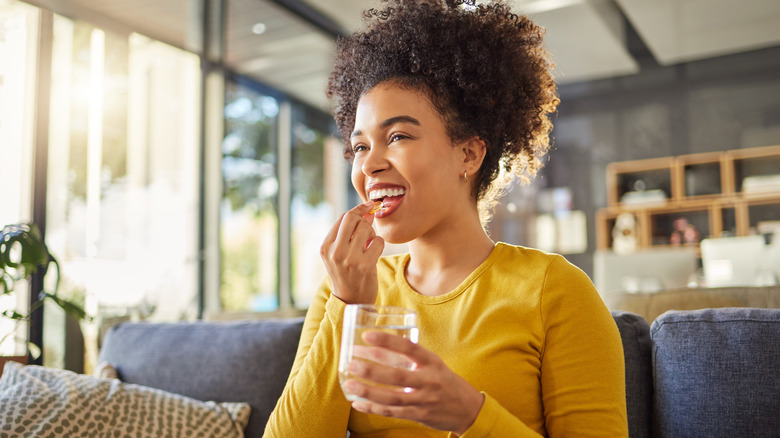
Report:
23,0,780,113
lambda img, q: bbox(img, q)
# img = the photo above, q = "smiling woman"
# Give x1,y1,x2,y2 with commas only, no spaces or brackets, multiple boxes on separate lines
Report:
264,1,628,437
349,83,478,243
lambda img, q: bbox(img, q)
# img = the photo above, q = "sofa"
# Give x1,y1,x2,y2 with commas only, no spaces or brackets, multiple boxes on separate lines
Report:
614,308,779,437
2,308,778,437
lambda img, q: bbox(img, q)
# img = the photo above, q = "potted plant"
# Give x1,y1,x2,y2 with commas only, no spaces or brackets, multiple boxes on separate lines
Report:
1,222,89,375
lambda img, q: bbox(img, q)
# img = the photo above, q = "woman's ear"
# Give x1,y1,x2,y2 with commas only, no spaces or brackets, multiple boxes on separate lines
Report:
462,136,486,177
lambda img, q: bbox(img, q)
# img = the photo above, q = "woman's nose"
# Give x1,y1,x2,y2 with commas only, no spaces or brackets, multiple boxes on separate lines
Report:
361,145,389,175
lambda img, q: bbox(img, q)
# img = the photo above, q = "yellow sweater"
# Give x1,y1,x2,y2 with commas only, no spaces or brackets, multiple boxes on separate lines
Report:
264,242,628,437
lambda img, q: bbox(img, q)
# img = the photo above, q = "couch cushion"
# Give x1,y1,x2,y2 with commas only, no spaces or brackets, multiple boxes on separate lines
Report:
651,308,780,437
612,310,652,438
99,318,304,438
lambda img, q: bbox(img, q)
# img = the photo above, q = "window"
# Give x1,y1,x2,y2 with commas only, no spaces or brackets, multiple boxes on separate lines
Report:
290,106,339,308
44,15,201,370
221,80,280,312
0,0,38,357
220,79,348,313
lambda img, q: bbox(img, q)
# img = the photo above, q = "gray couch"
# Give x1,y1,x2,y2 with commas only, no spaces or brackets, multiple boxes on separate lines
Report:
99,308,780,437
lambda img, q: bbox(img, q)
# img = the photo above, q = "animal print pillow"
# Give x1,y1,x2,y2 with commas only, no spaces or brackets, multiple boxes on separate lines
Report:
0,362,251,437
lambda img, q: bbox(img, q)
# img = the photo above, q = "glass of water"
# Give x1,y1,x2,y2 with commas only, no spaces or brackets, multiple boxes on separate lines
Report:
338,304,419,402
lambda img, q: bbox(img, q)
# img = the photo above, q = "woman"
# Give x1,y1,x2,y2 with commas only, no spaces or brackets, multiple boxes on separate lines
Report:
265,1,627,436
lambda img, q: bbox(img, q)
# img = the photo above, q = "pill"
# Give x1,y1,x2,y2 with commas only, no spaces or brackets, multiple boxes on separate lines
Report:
369,201,384,214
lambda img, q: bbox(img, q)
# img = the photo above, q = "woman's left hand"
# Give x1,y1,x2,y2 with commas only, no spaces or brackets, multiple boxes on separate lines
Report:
343,331,485,436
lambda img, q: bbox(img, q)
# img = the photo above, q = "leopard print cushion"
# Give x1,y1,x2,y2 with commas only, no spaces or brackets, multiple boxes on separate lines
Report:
0,362,251,437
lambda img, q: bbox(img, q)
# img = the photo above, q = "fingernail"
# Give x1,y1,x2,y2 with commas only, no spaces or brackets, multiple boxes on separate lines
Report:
362,331,378,343
347,361,359,373
345,380,358,392
352,401,369,411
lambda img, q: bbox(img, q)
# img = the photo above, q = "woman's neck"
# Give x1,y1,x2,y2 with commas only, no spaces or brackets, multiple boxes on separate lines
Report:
404,212,495,297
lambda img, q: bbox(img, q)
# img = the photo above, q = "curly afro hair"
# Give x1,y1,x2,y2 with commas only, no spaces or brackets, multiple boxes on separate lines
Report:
326,0,559,220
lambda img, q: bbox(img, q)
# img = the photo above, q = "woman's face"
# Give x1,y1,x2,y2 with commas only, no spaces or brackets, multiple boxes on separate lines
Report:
350,82,469,244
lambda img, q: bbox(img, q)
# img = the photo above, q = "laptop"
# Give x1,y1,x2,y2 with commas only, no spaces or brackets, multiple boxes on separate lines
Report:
700,236,767,287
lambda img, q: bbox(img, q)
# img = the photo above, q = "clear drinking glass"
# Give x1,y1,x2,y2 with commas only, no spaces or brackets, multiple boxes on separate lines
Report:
338,304,419,401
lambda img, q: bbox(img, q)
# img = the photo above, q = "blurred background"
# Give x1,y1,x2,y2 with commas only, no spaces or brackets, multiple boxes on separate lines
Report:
2,0,779,372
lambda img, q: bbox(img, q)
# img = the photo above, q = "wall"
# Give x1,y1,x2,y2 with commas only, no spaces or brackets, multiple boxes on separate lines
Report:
542,44,780,277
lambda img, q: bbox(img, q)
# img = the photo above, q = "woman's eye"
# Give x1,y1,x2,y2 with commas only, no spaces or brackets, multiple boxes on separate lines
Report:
352,144,368,154
389,134,407,143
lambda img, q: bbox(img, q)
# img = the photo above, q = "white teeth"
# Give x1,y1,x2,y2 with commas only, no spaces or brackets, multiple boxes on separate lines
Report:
368,187,406,200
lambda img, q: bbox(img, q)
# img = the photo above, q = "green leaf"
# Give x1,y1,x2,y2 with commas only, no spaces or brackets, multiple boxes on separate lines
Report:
1,223,50,283
1,309,27,321
0,274,9,295
40,292,91,321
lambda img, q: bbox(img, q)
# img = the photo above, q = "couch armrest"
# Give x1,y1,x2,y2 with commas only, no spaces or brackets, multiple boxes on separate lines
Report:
99,318,304,438
651,308,780,437
612,310,652,438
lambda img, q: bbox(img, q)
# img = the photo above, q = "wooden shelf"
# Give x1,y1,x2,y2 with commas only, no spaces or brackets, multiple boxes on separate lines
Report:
597,145,780,251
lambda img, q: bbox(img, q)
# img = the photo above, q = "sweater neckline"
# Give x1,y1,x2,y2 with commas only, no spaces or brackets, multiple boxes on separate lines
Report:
394,242,506,304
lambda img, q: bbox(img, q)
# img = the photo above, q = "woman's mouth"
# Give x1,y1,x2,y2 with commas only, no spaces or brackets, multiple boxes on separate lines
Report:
368,187,406,217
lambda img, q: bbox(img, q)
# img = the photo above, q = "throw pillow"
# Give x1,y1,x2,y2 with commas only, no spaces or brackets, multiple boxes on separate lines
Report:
0,362,251,437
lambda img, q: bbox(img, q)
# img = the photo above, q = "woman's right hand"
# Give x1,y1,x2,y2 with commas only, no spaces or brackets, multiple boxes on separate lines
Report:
320,201,385,305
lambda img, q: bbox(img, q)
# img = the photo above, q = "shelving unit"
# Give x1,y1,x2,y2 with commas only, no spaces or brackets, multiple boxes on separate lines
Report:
596,144,780,251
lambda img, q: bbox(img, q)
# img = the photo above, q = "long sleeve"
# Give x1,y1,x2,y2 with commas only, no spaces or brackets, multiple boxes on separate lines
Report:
263,279,351,437
450,254,627,438
454,393,542,438
538,256,627,436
